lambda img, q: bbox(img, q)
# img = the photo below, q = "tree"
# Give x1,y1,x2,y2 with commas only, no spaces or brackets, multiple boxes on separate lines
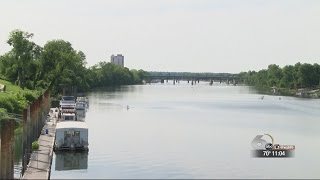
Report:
267,64,282,87
7,30,39,89
40,40,89,94
280,65,295,88
297,63,317,88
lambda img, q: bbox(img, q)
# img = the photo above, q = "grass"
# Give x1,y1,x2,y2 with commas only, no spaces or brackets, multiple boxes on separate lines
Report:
0,79,42,115
0,79,23,92
0,79,39,97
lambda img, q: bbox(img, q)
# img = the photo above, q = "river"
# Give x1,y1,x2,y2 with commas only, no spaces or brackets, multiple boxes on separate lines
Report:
50,81,320,179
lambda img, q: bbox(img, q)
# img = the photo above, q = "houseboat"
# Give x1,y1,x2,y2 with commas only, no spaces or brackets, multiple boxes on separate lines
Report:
76,110,86,121
60,111,77,121
54,121,89,151
76,96,89,108
75,102,86,110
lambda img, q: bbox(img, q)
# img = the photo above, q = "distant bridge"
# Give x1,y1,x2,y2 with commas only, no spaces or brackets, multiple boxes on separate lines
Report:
144,72,240,85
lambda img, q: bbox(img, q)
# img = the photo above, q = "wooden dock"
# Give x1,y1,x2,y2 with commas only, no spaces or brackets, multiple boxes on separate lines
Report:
22,108,57,180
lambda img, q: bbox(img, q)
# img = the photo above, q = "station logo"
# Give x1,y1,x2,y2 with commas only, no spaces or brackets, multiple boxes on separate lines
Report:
251,134,295,158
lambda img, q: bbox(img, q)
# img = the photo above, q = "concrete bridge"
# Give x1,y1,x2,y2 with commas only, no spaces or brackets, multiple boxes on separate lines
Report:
144,72,240,85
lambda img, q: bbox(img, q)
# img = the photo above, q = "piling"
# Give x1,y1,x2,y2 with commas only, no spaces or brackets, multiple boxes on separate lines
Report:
22,108,57,180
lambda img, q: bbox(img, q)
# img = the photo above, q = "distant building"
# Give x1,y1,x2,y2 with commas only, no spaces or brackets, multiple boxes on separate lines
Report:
110,54,124,67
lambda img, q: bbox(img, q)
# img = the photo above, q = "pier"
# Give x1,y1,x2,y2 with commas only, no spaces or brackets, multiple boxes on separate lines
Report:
22,109,57,180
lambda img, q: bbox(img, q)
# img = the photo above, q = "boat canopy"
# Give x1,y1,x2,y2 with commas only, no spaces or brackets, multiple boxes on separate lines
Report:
56,121,88,130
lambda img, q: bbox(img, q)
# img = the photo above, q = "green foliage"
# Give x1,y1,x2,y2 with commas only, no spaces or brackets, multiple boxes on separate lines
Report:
0,79,39,114
6,30,41,89
14,124,23,134
240,63,320,89
0,108,9,120
0,93,27,114
32,140,39,151
88,62,145,87
23,91,38,103
0,29,145,103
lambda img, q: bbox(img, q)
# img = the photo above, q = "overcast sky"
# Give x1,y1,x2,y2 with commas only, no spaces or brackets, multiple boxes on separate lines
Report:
1,0,320,73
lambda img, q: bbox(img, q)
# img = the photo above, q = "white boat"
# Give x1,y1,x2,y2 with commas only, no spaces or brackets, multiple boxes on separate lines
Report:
60,96,76,107
61,111,77,121
75,102,86,110
54,121,89,151
76,97,89,107
76,110,86,121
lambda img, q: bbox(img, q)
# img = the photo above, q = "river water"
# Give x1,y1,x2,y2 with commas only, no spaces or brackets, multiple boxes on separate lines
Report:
50,82,320,179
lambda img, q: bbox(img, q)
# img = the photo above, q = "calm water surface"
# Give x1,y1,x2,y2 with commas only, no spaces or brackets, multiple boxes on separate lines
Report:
51,82,320,179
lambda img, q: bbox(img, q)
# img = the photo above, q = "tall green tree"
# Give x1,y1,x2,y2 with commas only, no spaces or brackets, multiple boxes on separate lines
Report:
280,65,295,88
40,40,89,94
267,64,282,87
7,30,40,89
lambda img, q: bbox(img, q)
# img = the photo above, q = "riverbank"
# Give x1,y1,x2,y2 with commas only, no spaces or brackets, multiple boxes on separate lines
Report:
252,85,320,98
22,108,57,180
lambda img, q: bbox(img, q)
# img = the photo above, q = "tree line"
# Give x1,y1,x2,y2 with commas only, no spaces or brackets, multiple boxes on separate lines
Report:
239,63,320,89
0,29,146,95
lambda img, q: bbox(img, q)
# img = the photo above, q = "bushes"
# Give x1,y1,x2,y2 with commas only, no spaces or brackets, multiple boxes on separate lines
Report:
32,140,39,151
23,91,38,103
0,92,28,114
0,96,15,112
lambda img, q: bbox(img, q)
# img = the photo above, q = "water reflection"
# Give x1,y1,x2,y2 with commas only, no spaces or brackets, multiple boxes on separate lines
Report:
51,83,320,179
55,152,88,171
13,131,23,178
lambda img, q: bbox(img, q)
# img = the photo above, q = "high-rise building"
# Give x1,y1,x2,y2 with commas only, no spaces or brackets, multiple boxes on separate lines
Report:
110,54,124,67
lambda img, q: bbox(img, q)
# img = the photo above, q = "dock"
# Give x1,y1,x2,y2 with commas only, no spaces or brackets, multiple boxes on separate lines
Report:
22,108,58,180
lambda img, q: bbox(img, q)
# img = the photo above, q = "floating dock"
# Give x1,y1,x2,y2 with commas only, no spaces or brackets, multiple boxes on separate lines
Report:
22,108,57,180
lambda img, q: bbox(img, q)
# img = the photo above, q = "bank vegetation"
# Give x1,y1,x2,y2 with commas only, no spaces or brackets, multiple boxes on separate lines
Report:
239,63,320,97
0,29,146,117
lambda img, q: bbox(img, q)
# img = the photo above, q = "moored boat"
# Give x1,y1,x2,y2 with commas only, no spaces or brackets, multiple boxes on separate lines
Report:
54,121,89,151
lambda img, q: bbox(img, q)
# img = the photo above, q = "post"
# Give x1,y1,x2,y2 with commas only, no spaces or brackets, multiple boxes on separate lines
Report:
0,120,15,179
22,109,27,175
8,121,14,179
1,124,7,179
0,124,1,178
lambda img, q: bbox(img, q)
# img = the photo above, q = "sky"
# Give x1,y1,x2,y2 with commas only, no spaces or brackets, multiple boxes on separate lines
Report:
1,0,320,73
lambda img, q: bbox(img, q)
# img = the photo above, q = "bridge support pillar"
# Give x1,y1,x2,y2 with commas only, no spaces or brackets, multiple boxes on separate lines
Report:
198,80,200,83
191,80,194,85
210,80,213,86
166,79,168,83
187,80,189,83
173,79,175,85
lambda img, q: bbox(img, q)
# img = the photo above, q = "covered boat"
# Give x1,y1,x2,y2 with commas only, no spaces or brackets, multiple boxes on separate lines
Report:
54,121,89,151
